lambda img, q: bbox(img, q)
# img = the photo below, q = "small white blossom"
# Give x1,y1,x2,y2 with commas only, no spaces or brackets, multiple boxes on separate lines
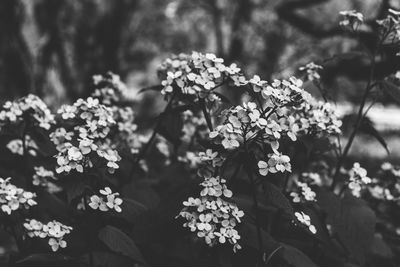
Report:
339,10,364,30
24,219,72,252
348,163,371,197
0,177,37,215
89,187,123,213
294,211,317,234
0,94,54,130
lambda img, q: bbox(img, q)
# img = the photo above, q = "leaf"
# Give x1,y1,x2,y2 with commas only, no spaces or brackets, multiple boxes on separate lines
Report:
17,253,74,263
98,225,145,264
240,222,280,253
260,181,294,216
318,192,376,266
382,80,400,104
280,245,318,267
117,198,148,223
369,234,393,259
157,110,184,146
59,177,86,203
138,85,163,94
359,116,389,154
38,190,72,219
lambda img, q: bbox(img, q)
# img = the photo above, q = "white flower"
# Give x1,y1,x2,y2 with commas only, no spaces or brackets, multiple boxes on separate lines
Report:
258,152,291,176
89,187,123,213
295,211,317,234
348,162,371,197
339,10,364,29
0,177,37,215
24,219,72,252
0,94,54,130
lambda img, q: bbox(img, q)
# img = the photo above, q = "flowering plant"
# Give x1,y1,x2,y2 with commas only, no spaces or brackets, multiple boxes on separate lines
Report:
0,8,399,267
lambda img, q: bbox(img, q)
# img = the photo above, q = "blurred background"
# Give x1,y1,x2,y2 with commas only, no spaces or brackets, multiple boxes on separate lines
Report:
0,0,400,163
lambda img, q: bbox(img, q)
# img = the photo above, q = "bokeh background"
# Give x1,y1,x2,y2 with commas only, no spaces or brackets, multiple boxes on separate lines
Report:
1,0,400,164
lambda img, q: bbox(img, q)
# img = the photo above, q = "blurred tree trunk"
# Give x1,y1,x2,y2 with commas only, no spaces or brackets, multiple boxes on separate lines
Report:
0,0,33,100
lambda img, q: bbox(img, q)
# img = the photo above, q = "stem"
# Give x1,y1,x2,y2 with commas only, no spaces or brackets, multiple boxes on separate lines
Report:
199,98,213,131
331,46,379,190
82,193,94,267
130,94,176,173
244,153,264,255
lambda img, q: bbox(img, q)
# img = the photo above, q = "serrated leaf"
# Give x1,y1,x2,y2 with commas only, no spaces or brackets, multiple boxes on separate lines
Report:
117,198,148,223
98,225,145,264
261,181,294,216
318,192,376,266
280,245,318,267
240,222,280,253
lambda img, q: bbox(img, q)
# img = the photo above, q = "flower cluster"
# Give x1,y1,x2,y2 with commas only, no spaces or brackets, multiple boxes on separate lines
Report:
294,211,317,234
6,135,39,156
339,10,364,30
377,9,400,47
0,177,37,215
299,62,323,81
295,100,342,137
177,150,244,252
290,181,317,203
89,187,123,213
32,166,60,193
258,152,291,176
249,76,311,107
366,162,400,202
51,97,121,174
0,94,54,130
158,52,246,98
347,163,371,197
92,72,129,105
24,219,72,251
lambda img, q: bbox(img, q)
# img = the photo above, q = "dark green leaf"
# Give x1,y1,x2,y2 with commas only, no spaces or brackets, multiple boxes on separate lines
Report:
116,198,148,223
382,80,400,105
280,245,318,267
240,222,280,253
369,234,393,258
359,116,389,154
17,253,73,263
318,192,376,266
138,85,163,94
261,181,294,216
98,225,145,264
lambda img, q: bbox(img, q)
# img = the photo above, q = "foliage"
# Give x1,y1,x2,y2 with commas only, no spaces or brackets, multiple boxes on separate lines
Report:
0,8,400,267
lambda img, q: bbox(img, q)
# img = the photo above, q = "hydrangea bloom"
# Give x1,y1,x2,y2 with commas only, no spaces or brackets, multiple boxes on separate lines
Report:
32,166,61,193
366,162,400,202
348,163,371,197
294,211,317,234
258,152,291,176
92,72,129,105
377,9,400,46
6,135,39,156
158,52,247,98
89,187,123,213
339,10,364,30
290,181,317,203
177,150,244,252
299,62,323,81
0,177,37,215
51,97,121,174
24,219,72,251
0,94,54,130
